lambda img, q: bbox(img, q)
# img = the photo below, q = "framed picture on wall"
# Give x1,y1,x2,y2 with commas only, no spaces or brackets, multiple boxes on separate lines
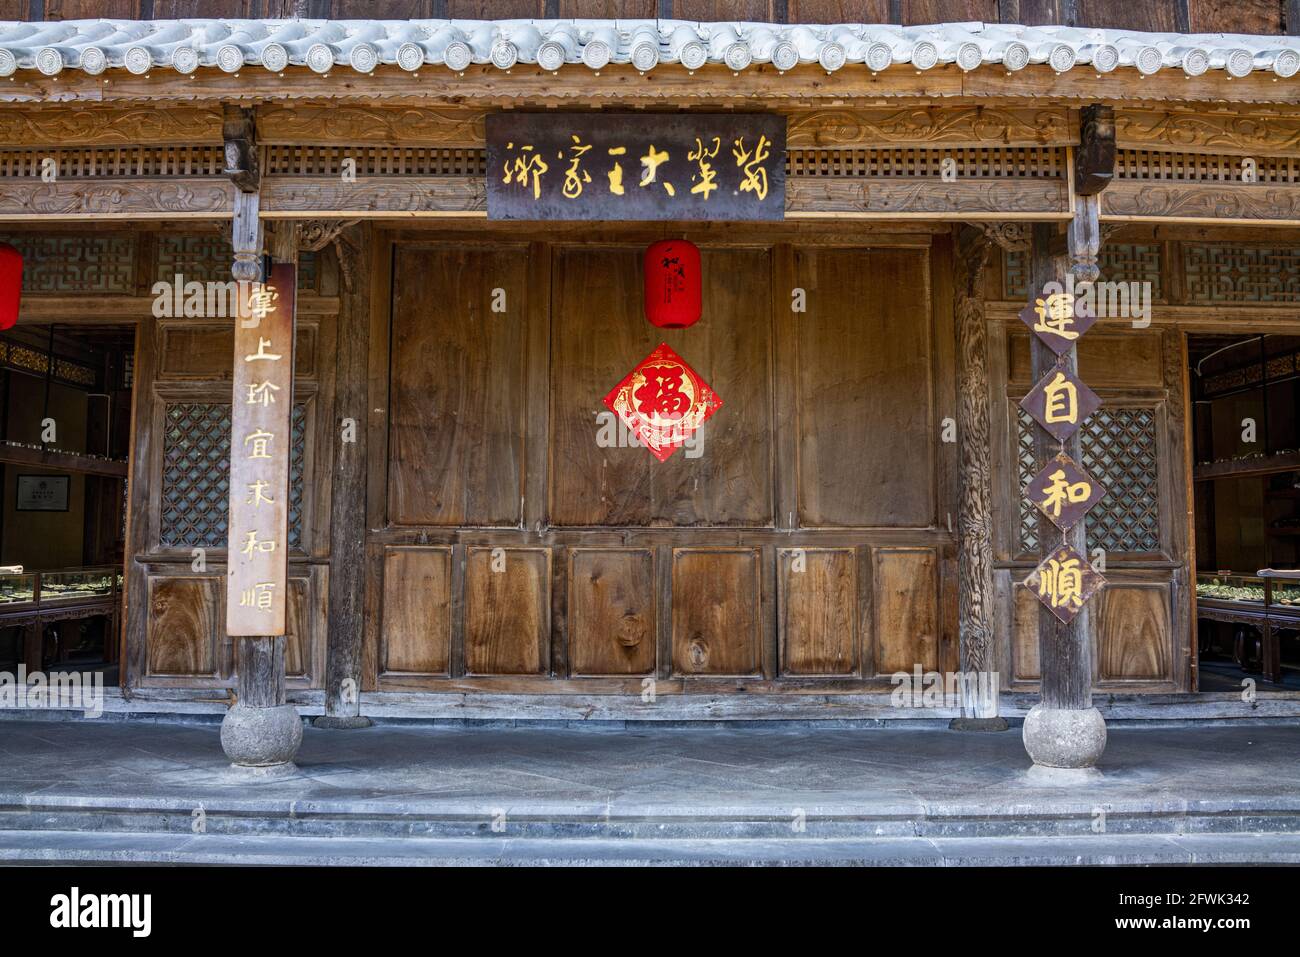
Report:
15,475,70,512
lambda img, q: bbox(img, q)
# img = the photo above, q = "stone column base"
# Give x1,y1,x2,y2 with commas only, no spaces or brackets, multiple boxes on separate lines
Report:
221,703,303,768
312,714,373,730
1022,703,1106,769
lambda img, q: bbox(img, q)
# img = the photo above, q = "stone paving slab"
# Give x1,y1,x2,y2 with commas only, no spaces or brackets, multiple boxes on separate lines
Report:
1,719,1298,862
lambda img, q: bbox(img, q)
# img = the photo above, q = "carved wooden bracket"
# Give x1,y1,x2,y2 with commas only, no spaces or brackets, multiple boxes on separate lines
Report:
1074,104,1116,197
970,222,1031,252
222,104,260,194
299,220,360,253
1069,194,1102,285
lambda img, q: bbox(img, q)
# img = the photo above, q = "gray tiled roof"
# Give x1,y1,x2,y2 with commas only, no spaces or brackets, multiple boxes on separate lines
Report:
0,18,1296,80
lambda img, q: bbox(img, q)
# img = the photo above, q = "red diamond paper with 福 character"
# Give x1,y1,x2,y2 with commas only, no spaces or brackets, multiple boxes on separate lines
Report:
603,343,723,462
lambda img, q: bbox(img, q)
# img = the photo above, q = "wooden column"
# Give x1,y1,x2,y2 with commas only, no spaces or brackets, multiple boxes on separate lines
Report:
219,114,303,770
1029,222,1093,712
951,226,1005,728
315,223,372,728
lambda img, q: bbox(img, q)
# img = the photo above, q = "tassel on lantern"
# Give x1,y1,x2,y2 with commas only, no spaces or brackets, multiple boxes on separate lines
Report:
644,239,701,329
0,242,20,330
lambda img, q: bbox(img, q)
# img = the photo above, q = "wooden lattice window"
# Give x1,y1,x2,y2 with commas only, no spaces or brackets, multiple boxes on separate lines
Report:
155,234,317,290
1183,245,1300,303
1017,407,1160,555
1004,243,1163,300
160,402,307,550
0,234,136,294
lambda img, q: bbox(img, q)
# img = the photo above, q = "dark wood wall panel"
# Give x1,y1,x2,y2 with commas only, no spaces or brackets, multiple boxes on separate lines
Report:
550,245,773,527
1075,0,1184,31
464,546,549,675
43,0,139,17
1008,330,1163,390
145,576,220,678
786,0,889,18
388,245,529,527
157,324,317,381
795,247,934,528
899,0,998,23
1010,579,1040,681
568,548,656,675
779,547,857,675
381,546,451,675
152,0,257,16
1096,582,1171,681
1190,0,1283,34
674,0,775,19
671,548,761,675
872,547,938,675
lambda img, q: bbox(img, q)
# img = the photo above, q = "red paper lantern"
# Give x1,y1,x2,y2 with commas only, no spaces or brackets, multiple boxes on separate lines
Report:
0,242,20,331
644,239,701,329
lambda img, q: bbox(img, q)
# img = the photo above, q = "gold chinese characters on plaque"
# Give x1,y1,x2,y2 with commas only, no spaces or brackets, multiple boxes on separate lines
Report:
226,264,295,637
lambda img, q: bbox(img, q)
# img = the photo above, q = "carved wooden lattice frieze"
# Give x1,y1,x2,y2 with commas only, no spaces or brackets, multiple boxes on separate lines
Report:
0,146,225,178
1116,149,1300,184
160,402,306,550
1018,407,1160,554
0,234,136,293
1004,243,1163,300
1183,245,1300,303
154,234,317,289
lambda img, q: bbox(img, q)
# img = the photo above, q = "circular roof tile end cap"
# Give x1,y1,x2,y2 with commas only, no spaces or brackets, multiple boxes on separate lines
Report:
306,42,334,74
954,41,982,72
1002,41,1030,72
396,42,424,72
1047,43,1076,73
630,39,659,72
260,42,289,73
172,46,200,75
1225,48,1254,78
1091,44,1119,73
491,39,519,70
582,39,611,70
1134,45,1162,76
772,39,799,72
536,39,566,72
724,42,752,72
818,40,845,72
911,40,939,71
444,39,473,72
0,49,15,77
1181,47,1210,77
1273,49,1300,78
349,42,379,74
216,44,244,74
679,39,707,71
124,45,153,75
79,46,107,75
35,47,65,77
865,41,892,73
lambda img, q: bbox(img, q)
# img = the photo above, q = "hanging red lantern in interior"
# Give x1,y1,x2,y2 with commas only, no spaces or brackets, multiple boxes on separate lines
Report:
0,242,21,331
644,239,701,329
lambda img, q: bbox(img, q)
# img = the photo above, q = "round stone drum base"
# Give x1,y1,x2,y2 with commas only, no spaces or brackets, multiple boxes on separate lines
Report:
1022,703,1107,770
220,703,303,768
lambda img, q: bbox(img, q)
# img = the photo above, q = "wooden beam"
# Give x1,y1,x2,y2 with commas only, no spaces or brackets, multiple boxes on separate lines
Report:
1101,181,1300,226
0,441,127,478
222,104,260,195
4,63,1297,108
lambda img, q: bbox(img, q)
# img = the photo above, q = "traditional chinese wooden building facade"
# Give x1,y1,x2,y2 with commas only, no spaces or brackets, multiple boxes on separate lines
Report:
3,1,1300,769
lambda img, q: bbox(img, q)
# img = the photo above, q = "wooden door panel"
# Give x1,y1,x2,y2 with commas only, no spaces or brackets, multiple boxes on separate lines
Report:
549,245,773,527
671,548,761,675
872,547,939,675
796,248,934,528
1095,581,1172,682
388,245,529,526
464,546,550,675
779,547,858,676
568,548,656,676
381,546,452,675
146,576,221,678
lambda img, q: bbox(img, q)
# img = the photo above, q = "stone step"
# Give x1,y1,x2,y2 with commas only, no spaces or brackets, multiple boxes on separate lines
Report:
3,828,1300,866
4,792,1299,841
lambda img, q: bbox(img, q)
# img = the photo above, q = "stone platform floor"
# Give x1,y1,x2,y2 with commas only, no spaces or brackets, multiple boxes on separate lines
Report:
1,718,1298,864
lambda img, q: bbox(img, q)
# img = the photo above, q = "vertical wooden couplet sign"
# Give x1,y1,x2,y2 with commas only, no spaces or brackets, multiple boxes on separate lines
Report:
226,264,296,636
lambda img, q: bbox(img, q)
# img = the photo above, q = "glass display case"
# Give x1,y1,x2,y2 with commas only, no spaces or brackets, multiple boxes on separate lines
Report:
0,566,121,612
1196,571,1300,607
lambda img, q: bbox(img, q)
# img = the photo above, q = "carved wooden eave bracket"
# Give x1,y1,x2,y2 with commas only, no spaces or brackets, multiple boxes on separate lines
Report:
224,104,261,282
1070,104,1116,285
